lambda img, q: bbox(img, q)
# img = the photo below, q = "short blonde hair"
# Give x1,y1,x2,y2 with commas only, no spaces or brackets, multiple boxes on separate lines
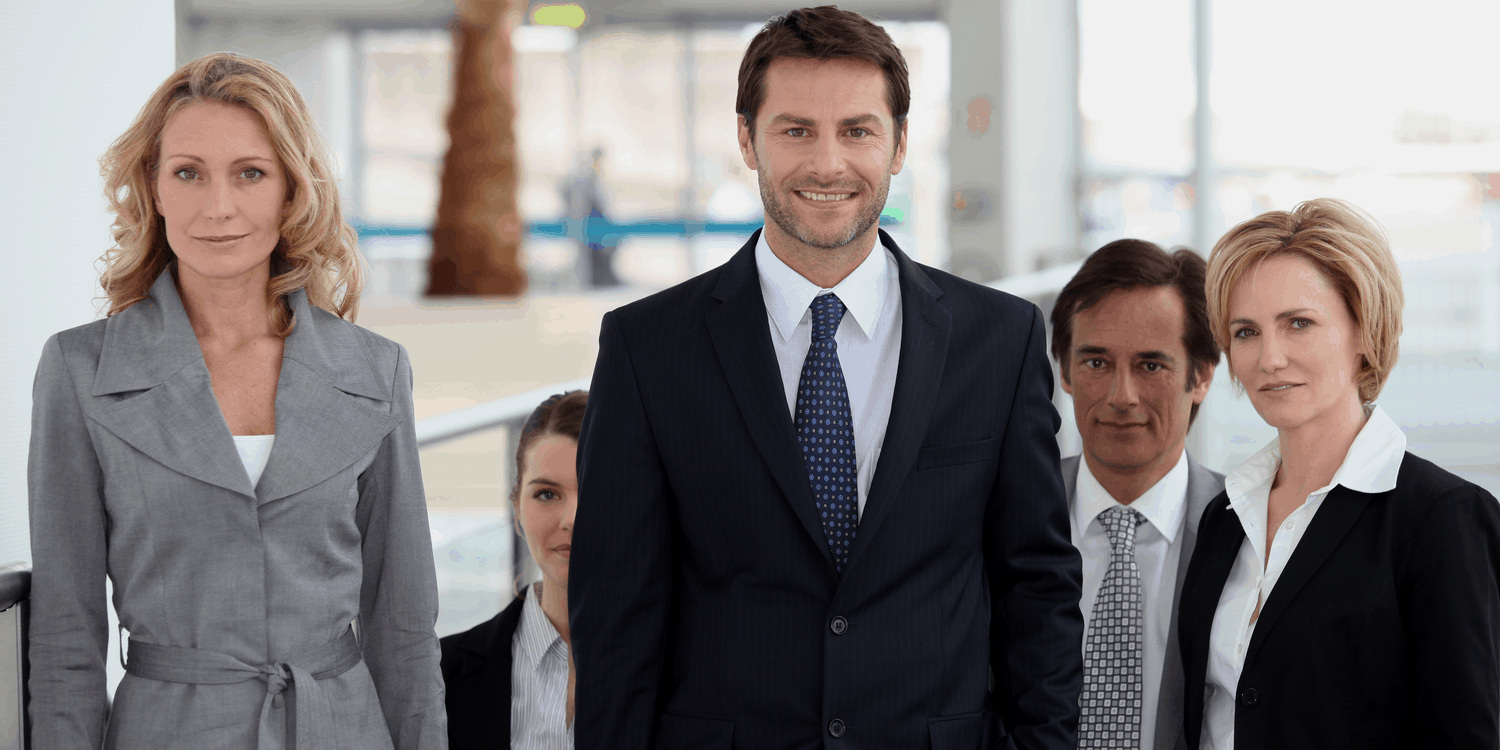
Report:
1205,198,1403,403
99,53,362,335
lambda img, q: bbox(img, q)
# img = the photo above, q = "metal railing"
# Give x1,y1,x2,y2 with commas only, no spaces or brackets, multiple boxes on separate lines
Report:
0,565,29,750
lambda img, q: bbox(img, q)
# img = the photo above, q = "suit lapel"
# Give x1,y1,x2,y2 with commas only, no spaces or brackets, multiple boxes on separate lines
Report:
707,231,834,569
844,235,950,574
1245,485,1372,663
90,271,255,498
453,594,524,743
255,291,398,505
1158,453,1222,750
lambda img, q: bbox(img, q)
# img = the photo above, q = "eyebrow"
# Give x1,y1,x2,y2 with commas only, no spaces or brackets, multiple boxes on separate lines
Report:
1074,345,1176,362
1229,308,1315,327
161,154,276,164
526,477,563,488
766,113,882,129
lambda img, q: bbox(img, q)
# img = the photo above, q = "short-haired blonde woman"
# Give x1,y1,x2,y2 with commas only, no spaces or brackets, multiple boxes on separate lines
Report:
1176,198,1500,750
28,53,446,749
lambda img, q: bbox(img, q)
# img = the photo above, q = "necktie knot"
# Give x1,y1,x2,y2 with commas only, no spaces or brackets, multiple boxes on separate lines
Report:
809,293,847,342
1098,506,1145,553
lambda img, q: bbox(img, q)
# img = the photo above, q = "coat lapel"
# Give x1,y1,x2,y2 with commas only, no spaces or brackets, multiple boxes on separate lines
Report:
254,291,398,505
90,271,256,498
1158,453,1223,750
86,269,397,504
843,233,950,574
1244,485,1372,663
707,231,834,569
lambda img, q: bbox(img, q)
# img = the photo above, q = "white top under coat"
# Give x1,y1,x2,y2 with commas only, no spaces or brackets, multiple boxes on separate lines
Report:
231,434,275,487
512,582,574,749
1201,404,1406,750
1070,449,1190,750
755,230,904,516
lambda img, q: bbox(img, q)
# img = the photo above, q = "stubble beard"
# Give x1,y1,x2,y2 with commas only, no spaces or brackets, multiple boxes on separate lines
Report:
759,166,890,252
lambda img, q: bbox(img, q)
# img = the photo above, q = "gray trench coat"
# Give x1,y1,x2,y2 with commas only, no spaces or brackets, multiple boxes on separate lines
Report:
27,271,448,749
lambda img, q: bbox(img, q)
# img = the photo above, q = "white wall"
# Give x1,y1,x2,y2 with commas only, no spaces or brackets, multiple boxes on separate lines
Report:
0,1,178,566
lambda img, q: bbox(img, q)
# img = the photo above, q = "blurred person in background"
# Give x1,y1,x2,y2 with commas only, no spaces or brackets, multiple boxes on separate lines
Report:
560,148,620,288
441,390,586,750
1049,239,1224,750
27,53,446,749
571,6,1082,750
1177,198,1500,750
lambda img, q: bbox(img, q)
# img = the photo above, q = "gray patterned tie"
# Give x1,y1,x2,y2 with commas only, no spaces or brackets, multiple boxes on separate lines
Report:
1079,506,1146,749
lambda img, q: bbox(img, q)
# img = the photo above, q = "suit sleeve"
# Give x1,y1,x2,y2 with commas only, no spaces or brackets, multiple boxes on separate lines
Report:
27,333,112,748
984,304,1085,750
1403,482,1500,749
357,344,448,749
572,311,675,750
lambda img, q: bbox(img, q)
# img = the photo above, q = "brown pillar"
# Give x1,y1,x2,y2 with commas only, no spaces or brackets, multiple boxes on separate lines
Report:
427,0,526,296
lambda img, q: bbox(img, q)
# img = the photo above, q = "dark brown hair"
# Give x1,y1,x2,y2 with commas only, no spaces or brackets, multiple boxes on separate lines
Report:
510,390,588,506
736,6,911,144
1050,239,1221,425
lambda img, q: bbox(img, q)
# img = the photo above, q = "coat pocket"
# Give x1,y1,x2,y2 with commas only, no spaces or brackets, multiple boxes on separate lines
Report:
928,710,1011,750
916,438,997,470
655,711,734,750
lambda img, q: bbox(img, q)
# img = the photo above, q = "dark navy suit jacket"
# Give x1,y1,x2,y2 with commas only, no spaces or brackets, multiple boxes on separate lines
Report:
1178,452,1500,750
571,230,1084,750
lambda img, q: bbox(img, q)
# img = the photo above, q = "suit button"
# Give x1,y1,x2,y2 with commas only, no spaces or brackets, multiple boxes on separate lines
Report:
829,719,846,737
830,616,848,635
1239,688,1260,707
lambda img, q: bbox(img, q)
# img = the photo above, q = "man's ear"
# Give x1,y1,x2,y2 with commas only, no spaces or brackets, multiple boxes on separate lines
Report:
738,115,759,171
890,119,909,175
1059,360,1074,396
1190,361,1216,404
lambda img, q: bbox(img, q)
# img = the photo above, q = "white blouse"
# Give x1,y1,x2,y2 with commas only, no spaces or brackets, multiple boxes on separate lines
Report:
1201,405,1406,750
232,434,276,487
512,582,574,749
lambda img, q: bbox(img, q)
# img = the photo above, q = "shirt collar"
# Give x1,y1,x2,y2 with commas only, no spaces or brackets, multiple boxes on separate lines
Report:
755,228,891,344
516,582,566,673
1073,449,1191,543
1224,403,1407,502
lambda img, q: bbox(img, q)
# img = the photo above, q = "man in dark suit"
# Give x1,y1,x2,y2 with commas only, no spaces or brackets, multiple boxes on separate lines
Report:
1049,240,1224,750
571,7,1083,749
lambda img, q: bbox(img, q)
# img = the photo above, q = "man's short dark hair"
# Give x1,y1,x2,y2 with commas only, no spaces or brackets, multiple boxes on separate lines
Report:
735,6,911,144
1050,239,1221,425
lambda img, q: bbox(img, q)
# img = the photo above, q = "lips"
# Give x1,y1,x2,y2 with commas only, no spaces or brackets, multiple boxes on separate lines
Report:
195,233,249,243
1260,383,1301,392
796,190,854,202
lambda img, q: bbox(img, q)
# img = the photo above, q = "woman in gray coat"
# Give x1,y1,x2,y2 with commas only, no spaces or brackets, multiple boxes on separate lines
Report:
27,53,447,749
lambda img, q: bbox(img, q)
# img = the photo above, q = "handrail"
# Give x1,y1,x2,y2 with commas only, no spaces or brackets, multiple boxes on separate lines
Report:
0,566,29,613
415,377,592,449
411,264,1079,450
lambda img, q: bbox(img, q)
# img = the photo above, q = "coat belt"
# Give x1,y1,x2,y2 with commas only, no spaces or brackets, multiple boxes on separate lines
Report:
124,627,362,750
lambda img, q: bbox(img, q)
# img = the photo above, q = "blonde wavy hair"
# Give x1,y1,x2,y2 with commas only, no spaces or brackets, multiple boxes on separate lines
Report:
99,52,363,335
1205,197,1404,403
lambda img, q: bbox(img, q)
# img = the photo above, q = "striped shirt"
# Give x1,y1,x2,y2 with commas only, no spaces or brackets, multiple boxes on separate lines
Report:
512,582,574,749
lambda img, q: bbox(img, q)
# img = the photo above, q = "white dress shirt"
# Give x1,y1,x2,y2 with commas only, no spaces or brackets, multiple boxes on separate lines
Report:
1202,405,1406,750
512,582,574,750
756,231,903,515
1070,450,1190,750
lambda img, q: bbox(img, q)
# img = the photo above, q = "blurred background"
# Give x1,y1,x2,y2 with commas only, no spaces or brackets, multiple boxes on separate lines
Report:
3,0,1498,678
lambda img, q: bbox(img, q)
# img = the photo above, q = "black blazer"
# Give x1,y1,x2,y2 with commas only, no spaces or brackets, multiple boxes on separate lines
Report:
571,230,1084,750
1178,451,1500,750
439,592,526,750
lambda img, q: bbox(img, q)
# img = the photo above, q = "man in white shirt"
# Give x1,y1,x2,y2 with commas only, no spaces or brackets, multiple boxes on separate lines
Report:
572,7,1084,750
1050,239,1226,750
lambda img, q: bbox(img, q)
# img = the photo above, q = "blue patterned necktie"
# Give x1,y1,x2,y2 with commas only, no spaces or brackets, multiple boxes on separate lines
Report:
795,293,858,572
1079,506,1147,749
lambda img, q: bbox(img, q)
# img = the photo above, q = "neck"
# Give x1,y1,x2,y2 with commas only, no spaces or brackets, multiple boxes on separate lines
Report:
536,578,570,646
1274,393,1368,495
762,223,878,289
175,262,277,344
1084,441,1185,505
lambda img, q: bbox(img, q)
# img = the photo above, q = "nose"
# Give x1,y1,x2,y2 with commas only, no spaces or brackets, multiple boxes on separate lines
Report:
203,175,235,221
807,130,848,183
1258,330,1288,374
560,495,577,533
1107,366,1139,411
